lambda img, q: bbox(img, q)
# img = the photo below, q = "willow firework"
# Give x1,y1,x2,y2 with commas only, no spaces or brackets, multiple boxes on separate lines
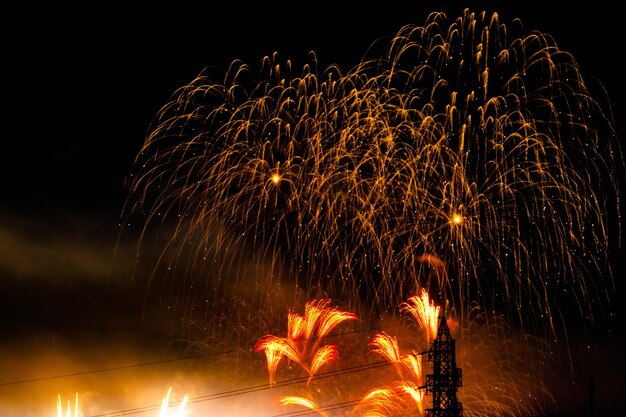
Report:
124,9,621,337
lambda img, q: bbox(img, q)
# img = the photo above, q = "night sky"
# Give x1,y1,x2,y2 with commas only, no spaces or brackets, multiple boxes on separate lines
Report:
1,2,624,416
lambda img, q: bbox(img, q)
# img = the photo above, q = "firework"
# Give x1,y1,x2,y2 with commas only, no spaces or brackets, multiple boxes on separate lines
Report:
368,332,402,365
123,8,621,341
354,388,406,416
278,396,329,417
400,288,440,344
254,299,356,385
359,332,426,416
254,335,302,385
391,304,551,417
159,387,189,417
254,290,551,417
56,393,79,417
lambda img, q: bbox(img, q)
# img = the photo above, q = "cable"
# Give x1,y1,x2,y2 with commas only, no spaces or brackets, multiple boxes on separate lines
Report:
0,322,407,387
0,349,244,386
91,360,392,416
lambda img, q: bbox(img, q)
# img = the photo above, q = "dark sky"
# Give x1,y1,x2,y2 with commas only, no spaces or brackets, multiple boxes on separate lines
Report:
3,3,624,213
1,2,624,416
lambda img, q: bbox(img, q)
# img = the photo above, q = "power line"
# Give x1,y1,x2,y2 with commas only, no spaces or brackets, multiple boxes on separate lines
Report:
0,349,244,386
0,322,406,387
91,360,392,416
2,321,424,416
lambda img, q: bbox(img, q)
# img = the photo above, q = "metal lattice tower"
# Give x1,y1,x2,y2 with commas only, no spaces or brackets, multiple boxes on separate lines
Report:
424,315,463,417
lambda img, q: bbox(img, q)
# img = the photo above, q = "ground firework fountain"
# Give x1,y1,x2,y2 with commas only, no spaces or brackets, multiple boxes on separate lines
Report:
56,393,79,417
120,7,622,417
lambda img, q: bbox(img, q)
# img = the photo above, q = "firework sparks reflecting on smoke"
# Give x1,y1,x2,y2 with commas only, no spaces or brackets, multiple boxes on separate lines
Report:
125,8,621,337
119,7,622,417
255,294,549,417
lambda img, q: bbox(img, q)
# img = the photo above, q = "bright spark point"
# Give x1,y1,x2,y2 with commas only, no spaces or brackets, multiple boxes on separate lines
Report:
452,214,463,224
272,173,281,184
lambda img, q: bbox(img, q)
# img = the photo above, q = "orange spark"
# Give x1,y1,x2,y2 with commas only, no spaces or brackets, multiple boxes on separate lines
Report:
398,382,425,413
309,344,339,383
401,289,440,343
316,308,358,339
303,299,330,339
254,335,302,385
369,332,401,364
288,312,305,340
56,393,79,417
279,396,329,417
255,299,357,385
400,353,423,384
355,388,405,416
159,387,189,417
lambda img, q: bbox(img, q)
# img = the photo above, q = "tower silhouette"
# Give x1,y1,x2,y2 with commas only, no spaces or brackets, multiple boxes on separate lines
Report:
424,315,463,417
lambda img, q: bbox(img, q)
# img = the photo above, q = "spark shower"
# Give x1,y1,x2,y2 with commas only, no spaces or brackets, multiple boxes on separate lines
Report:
124,8,621,340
